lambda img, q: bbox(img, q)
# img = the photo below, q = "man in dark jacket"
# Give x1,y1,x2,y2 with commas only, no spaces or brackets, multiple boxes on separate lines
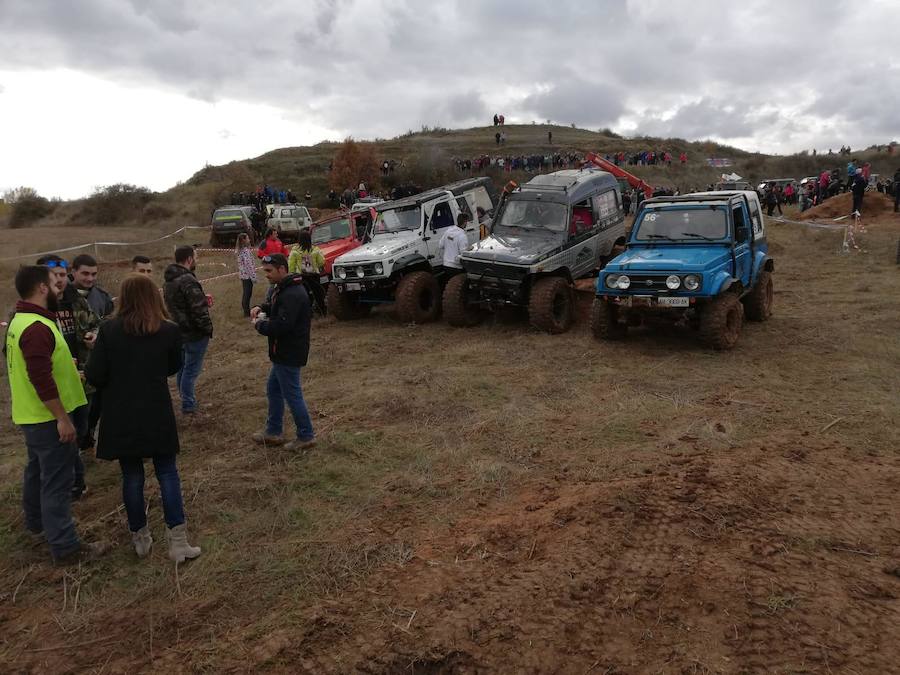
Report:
250,253,314,450
893,167,900,213
163,245,213,415
850,169,867,215
70,254,115,319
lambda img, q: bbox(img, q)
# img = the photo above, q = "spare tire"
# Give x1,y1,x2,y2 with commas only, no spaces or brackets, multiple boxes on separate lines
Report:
395,271,440,324
528,276,573,334
442,273,483,327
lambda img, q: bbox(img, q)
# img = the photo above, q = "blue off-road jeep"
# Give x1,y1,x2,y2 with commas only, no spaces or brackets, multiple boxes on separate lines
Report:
591,191,774,350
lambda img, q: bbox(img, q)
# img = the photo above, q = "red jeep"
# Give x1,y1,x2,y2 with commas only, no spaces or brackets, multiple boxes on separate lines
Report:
311,208,374,277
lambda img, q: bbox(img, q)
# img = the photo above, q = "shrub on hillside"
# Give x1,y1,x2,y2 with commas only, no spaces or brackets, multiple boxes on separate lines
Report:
329,138,380,192
4,187,56,228
79,183,154,225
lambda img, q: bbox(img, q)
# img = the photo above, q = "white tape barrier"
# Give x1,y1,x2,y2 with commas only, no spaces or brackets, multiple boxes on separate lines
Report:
0,225,209,262
767,215,848,230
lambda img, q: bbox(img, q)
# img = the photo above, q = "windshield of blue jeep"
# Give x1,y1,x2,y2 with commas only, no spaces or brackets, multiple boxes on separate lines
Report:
635,207,728,240
373,205,420,234
495,200,567,232
312,218,351,244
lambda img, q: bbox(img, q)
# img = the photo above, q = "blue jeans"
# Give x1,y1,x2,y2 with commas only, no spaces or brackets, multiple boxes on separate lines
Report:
21,418,81,558
177,337,209,413
119,455,186,531
266,363,314,440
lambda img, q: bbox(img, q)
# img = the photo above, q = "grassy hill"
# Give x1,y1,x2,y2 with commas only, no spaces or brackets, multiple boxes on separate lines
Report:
5,124,898,231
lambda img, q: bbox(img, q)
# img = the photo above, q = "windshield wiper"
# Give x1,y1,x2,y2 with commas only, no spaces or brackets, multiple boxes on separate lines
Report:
681,231,717,241
643,234,675,241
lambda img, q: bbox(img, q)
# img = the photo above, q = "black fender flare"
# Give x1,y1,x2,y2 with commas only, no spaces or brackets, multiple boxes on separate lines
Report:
392,253,430,276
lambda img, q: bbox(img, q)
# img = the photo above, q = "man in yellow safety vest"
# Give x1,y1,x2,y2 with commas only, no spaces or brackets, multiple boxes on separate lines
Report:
5,266,104,565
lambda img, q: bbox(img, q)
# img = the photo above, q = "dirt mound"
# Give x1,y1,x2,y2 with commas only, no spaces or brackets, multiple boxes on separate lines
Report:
799,191,895,220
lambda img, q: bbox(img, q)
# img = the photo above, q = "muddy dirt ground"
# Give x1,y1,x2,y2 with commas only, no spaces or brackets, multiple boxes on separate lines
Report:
1,211,899,673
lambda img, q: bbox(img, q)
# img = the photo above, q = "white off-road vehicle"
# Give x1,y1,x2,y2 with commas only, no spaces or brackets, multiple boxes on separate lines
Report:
328,178,494,323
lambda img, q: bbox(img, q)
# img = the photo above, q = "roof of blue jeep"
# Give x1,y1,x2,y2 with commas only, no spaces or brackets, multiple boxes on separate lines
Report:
642,191,759,208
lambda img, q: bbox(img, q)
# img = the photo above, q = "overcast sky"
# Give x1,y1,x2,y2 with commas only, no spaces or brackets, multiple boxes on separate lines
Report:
1,0,897,199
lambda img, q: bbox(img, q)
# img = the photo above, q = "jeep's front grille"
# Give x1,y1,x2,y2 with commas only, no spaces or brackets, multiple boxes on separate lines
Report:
622,274,668,292
337,263,378,277
464,260,528,281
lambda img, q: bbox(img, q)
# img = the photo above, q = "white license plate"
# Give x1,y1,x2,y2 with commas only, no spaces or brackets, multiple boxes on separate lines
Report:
320,276,330,284
657,296,689,307
345,282,361,291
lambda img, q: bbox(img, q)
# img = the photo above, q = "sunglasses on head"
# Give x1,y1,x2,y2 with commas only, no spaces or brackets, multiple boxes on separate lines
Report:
45,260,68,269
261,255,274,263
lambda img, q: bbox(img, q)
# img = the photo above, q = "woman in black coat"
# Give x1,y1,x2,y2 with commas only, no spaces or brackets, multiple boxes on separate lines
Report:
86,274,201,563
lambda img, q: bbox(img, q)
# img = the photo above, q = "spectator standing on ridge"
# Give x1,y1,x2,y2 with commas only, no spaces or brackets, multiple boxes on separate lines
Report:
86,274,201,563
893,167,900,212
163,245,213,416
6,265,104,565
851,168,867,214
250,253,315,451
236,233,257,318
131,255,153,276
548,130,553,144
846,160,857,192
36,255,97,500
495,131,501,146
493,114,499,126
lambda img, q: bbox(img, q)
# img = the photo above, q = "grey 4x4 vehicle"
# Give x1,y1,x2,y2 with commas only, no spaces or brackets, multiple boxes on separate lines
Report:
209,205,258,246
444,169,626,333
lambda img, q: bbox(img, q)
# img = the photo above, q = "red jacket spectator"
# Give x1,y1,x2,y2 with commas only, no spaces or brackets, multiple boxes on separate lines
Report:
257,232,289,259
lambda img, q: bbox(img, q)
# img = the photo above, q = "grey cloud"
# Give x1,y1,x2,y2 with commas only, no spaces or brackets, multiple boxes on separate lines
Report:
522,78,625,128
0,0,895,150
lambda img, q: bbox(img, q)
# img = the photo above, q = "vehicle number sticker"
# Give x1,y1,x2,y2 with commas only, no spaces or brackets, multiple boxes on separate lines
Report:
657,297,689,307
645,213,657,221
345,282,361,291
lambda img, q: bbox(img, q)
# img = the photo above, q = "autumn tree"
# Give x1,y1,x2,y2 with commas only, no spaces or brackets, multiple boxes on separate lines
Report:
329,138,380,192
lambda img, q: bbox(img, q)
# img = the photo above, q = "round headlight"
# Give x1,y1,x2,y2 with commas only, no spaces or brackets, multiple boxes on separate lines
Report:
356,266,365,278
616,275,631,290
337,267,347,280
666,274,681,290
374,262,384,275
605,274,620,289
684,274,700,291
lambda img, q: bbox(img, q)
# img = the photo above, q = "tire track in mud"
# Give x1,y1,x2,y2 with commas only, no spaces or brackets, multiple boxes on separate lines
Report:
248,436,900,673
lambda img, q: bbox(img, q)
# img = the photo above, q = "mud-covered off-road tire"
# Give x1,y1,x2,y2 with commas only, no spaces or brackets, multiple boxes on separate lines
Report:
743,270,774,321
699,293,743,350
396,271,440,324
529,276,573,334
590,297,627,340
442,273,483,327
327,283,371,321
